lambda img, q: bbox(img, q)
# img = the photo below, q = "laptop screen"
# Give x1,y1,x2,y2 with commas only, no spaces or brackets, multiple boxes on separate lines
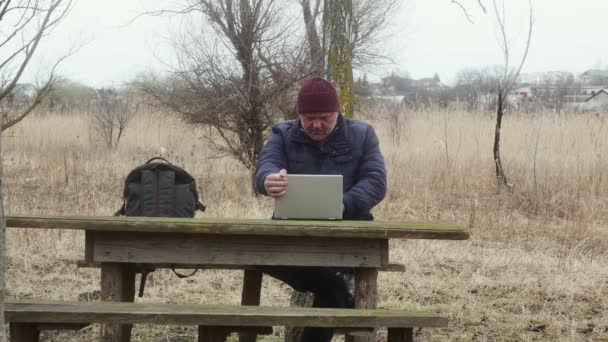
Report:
273,174,343,220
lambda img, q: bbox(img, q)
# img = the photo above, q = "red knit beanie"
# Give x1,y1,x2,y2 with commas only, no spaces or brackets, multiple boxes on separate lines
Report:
297,77,341,114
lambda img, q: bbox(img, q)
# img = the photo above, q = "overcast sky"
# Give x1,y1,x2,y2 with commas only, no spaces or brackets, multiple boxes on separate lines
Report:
26,0,608,87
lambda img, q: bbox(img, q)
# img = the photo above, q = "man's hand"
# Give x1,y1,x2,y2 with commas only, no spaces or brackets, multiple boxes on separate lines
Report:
264,169,288,197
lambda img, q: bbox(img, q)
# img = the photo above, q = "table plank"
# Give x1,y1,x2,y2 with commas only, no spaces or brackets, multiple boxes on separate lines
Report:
6,215,469,240
93,232,386,267
5,301,449,328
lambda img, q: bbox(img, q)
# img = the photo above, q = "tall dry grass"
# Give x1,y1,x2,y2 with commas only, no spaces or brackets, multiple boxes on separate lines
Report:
2,107,607,341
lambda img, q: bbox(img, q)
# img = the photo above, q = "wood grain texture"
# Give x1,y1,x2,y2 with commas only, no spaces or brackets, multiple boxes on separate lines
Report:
352,268,379,342
76,261,407,272
239,270,263,342
4,301,449,328
6,214,469,240
100,263,136,342
93,232,385,267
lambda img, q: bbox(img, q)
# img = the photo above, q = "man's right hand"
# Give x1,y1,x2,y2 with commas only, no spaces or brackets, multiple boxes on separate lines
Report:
264,169,288,197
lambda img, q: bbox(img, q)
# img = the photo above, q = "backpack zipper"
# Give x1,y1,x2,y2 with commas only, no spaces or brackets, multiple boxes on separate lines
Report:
156,168,160,216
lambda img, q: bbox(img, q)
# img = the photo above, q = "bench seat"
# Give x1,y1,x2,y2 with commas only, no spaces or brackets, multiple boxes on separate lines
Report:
5,300,447,342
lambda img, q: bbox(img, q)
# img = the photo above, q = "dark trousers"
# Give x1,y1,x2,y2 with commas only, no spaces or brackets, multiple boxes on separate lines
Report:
261,266,355,342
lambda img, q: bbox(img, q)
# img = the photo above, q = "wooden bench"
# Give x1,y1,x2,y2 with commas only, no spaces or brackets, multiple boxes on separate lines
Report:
5,301,448,342
7,214,466,341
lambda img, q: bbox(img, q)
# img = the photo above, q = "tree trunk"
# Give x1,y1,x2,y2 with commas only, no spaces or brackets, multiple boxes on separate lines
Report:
323,0,355,118
493,88,511,190
302,0,323,76
0,128,6,342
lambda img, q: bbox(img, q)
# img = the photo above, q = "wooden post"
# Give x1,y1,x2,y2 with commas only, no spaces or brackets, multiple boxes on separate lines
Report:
9,324,39,342
100,262,136,342
198,326,229,342
350,268,378,342
84,231,95,262
388,328,414,342
238,270,263,342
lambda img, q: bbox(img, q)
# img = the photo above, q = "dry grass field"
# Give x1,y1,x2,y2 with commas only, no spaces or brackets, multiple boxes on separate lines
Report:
2,107,607,341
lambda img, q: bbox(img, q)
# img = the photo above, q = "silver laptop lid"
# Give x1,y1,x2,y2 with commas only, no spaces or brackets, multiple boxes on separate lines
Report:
274,174,343,220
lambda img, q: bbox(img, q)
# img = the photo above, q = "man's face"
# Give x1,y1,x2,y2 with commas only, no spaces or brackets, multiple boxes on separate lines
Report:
299,112,339,143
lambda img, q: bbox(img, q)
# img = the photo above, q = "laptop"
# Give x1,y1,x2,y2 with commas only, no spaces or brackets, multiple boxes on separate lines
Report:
273,174,343,220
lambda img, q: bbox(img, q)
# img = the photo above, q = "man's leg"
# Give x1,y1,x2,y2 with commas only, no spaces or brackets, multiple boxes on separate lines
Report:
262,266,355,342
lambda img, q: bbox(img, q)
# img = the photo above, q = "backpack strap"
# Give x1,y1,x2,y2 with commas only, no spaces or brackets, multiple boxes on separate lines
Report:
146,157,172,165
196,201,206,212
171,265,199,278
114,202,126,216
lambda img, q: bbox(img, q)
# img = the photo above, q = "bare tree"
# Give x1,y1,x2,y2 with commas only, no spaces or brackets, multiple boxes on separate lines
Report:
299,0,401,69
491,0,533,190
0,1,73,338
0,0,75,131
300,0,323,76
139,0,310,183
453,0,533,190
298,0,401,118
89,88,136,149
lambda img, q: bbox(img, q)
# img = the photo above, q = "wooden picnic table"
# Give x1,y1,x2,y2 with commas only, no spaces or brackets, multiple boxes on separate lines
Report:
6,214,468,342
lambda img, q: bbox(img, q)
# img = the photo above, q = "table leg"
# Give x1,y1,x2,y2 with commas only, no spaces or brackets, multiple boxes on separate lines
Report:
348,268,378,342
238,270,263,342
388,328,414,342
101,263,136,342
10,323,39,342
198,326,230,342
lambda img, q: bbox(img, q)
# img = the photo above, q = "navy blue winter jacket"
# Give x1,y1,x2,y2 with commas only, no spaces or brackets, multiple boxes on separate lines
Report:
255,114,387,220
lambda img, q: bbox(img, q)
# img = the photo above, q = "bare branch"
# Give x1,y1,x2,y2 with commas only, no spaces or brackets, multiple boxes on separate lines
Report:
0,0,76,131
504,0,533,92
452,0,474,23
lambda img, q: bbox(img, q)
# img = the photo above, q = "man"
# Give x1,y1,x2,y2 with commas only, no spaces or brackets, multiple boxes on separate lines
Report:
254,77,387,342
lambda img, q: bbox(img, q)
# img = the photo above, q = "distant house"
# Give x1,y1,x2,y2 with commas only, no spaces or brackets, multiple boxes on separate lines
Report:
514,85,533,98
584,89,608,111
411,77,447,92
580,69,608,85
371,95,405,104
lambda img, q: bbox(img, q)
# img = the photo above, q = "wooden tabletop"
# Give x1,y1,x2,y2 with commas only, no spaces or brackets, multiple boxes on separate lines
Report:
6,214,469,240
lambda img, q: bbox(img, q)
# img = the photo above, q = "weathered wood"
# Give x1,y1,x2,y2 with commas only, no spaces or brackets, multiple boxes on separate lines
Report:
37,323,89,331
5,214,469,240
93,232,385,267
241,270,263,305
100,263,136,342
388,328,414,342
381,239,389,266
4,301,449,328
85,231,94,262
77,261,407,272
231,326,273,335
239,270,263,342
9,323,39,342
352,268,379,342
335,327,374,336
198,326,230,342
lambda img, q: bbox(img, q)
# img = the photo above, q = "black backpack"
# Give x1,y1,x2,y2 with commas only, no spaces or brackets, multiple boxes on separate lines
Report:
115,157,206,296
115,157,206,217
